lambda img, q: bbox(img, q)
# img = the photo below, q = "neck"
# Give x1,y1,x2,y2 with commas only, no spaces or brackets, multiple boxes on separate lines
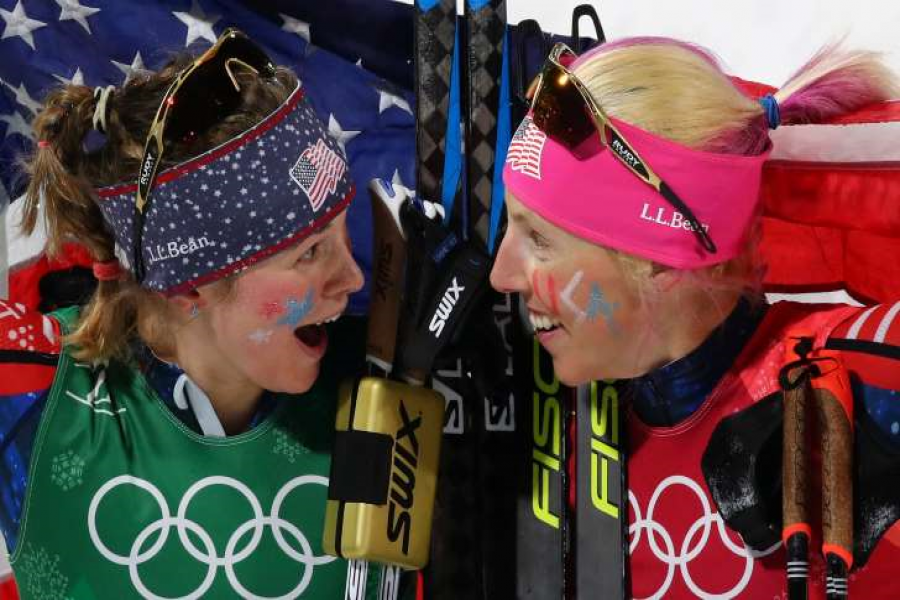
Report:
630,293,765,427
167,320,264,435
637,287,742,374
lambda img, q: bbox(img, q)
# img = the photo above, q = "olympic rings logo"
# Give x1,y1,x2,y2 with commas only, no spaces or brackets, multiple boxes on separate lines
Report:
629,475,779,600
87,474,337,600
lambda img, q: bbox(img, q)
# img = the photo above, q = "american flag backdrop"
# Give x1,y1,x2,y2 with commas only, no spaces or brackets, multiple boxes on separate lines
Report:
0,0,423,315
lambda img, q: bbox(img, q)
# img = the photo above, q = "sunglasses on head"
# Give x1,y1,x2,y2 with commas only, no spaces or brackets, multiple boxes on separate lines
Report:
527,43,717,255
133,28,276,281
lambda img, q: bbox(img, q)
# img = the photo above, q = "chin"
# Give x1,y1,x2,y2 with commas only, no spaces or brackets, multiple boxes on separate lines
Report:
552,354,637,385
551,358,595,387
267,366,321,395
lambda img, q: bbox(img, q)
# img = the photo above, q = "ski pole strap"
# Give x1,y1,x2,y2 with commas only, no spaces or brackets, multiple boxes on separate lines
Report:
395,241,492,380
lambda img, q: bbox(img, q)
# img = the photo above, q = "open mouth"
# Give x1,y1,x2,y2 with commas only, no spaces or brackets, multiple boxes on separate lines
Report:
292,313,342,349
529,312,563,335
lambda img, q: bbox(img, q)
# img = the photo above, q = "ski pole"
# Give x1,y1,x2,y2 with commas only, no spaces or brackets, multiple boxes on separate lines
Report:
780,335,814,600
812,351,853,600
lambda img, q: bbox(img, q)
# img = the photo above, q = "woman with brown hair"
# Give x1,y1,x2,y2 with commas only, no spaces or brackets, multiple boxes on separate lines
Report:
0,29,390,599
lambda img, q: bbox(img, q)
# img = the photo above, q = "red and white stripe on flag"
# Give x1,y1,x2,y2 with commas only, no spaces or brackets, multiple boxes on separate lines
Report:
291,139,346,212
506,117,547,180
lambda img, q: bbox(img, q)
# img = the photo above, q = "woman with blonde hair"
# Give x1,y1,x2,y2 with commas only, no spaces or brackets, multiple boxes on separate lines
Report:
0,29,411,599
493,37,900,598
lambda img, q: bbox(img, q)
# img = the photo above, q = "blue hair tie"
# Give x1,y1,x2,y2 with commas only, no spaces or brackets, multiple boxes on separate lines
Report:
759,94,780,130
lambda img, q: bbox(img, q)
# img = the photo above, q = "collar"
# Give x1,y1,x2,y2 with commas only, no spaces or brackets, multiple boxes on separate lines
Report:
630,298,767,427
142,351,278,436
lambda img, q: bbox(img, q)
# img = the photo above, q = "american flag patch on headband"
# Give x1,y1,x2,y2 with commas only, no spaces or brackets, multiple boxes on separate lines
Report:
290,139,347,211
506,116,547,180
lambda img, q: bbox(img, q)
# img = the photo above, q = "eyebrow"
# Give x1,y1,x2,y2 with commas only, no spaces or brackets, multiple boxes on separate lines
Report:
509,211,529,224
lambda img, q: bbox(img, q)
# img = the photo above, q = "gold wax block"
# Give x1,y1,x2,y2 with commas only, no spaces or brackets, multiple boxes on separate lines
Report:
324,377,444,569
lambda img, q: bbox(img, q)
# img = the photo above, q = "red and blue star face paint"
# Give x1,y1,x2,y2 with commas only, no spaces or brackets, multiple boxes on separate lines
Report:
96,83,354,296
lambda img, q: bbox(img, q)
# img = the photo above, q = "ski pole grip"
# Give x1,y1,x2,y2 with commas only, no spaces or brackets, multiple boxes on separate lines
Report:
813,354,854,572
366,179,409,373
782,335,812,535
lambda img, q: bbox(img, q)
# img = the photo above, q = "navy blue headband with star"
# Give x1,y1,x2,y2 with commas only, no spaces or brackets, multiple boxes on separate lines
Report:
96,83,354,296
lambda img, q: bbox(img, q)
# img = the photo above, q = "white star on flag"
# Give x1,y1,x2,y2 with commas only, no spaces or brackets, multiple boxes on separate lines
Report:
280,13,310,43
112,51,150,82
0,80,41,115
54,67,85,86
327,114,360,154
392,169,415,199
1,111,33,141
54,0,100,35
0,1,47,50
376,87,412,116
173,0,220,47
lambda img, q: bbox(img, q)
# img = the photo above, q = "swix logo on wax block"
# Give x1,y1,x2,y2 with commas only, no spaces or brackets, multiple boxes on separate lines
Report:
387,401,421,555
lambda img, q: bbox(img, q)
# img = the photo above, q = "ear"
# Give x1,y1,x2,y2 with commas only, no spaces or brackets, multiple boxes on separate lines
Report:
649,267,683,293
169,288,205,317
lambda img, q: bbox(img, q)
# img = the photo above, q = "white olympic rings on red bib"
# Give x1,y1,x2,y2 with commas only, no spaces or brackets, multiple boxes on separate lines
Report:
629,475,779,600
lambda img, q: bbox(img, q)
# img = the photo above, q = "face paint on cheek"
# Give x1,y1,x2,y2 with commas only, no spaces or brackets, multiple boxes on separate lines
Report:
532,270,562,315
585,282,620,334
248,329,275,345
546,274,561,315
259,301,286,320
276,288,315,328
560,270,588,324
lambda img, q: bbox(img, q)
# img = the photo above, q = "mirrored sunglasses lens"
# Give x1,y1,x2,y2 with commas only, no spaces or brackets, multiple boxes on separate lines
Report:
164,37,272,142
531,64,595,148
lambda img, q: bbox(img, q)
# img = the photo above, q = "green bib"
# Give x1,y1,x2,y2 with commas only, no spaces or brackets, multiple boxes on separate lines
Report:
10,308,404,600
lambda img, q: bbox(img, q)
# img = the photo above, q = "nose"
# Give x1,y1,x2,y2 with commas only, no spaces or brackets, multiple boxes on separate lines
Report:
489,232,529,294
325,236,365,297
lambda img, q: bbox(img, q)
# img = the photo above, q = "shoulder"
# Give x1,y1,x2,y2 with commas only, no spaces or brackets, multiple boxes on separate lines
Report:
826,301,900,390
0,298,61,396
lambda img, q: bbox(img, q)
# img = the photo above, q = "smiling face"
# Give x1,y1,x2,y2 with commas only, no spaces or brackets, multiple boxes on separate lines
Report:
490,193,657,384
195,210,364,394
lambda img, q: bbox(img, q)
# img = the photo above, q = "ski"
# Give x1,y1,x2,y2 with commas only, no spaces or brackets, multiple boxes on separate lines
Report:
413,2,481,599
462,1,527,598
574,380,628,600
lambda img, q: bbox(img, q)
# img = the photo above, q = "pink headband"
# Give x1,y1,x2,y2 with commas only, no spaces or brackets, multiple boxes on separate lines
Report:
503,114,771,269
